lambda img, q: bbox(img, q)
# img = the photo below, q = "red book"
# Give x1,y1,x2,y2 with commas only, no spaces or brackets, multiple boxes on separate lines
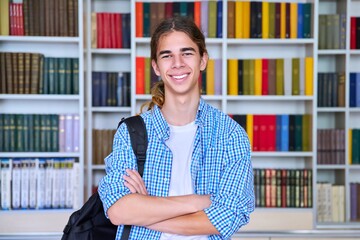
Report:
96,13,104,48
265,169,271,207
116,13,122,48
262,58,269,95
17,3,24,36
253,115,260,151
9,3,15,35
103,13,111,48
259,115,268,151
268,115,277,151
164,2,173,19
135,2,143,38
351,17,356,49
110,13,117,48
194,1,201,29
136,57,145,94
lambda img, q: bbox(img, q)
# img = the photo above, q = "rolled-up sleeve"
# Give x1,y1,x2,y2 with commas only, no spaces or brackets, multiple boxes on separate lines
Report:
204,127,255,239
97,123,137,216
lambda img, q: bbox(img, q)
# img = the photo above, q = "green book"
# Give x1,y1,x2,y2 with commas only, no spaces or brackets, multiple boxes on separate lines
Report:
15,114,24,152
248,59,255,95
33,114,41,152
51,115,59,152
318,15,326,49
45,115,52,152
143,2,150,37
42,57,49,94
65,58,72,94
145,58,151,94
48,58,56,94
208,1,217,38
0,114,3,151
27,114,34,152
243,59,250,95
40,115,47,152
269,2,275,38
276,58,284,95
303,3,312,38
72,58,79,94
292,58,300,95
9,114,16,152
352,129,360,164
302,114,311,151
58,58,66,94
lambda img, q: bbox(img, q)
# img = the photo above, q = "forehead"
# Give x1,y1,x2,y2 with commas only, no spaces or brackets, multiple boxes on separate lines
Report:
157,31,198,53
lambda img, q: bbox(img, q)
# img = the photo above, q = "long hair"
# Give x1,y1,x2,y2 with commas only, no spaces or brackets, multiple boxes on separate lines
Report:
140,16,208,112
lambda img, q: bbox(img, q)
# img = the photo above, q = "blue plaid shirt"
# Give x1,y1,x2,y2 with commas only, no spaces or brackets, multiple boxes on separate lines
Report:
98,98,255,240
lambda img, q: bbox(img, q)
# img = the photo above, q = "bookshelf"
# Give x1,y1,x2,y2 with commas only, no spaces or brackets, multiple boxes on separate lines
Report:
316,0,360,229
84,0,360,232
1,0,360,236
0,0,84,233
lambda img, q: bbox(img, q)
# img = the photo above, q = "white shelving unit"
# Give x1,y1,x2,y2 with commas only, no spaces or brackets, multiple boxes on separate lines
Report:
0,0,85,233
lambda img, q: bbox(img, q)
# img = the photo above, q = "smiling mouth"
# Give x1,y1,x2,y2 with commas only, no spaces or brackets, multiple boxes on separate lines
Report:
171,74,189,80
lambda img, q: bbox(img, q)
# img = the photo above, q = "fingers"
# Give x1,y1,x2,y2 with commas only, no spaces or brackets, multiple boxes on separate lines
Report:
123,169,148,195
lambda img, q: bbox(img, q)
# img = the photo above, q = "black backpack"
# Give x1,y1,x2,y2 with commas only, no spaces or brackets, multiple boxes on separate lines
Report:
62,115,148,240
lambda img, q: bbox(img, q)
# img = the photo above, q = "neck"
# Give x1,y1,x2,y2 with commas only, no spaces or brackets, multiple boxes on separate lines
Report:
161,95,200,126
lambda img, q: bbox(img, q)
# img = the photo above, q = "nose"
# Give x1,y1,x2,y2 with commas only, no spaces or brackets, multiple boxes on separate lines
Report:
172,55,185,69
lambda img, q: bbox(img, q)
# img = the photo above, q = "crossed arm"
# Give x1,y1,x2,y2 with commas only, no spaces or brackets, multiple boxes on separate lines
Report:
107,169,220,236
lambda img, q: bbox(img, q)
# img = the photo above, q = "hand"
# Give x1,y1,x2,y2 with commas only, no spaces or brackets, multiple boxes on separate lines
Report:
123,169,148,195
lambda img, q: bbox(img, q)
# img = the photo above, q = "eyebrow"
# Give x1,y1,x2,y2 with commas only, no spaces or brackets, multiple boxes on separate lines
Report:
158,47,197,56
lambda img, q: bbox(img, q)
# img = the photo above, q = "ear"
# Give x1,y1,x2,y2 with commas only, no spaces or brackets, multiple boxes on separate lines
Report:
200,52,208,71
151,60,161,76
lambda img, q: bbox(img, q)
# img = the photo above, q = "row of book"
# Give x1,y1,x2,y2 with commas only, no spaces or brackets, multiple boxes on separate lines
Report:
349,129,360,165
227,57,313,96
227,1,312,39
254,168,312,208
0,0,78,37
350,17,360,50
318,14,346,50
316,183,345,223
350,182,360,221
349,72,360,108
230,114,312,152
92,72,131,107
0,158,80,210
317,72,345,108
91,12,130,49
0,52,79,95
135,1,222,38
0,114,80,153
317,129,345,165
92,129,116,165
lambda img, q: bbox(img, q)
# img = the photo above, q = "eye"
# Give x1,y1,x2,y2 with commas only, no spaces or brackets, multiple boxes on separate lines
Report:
183,52,193,56
161,54,171,59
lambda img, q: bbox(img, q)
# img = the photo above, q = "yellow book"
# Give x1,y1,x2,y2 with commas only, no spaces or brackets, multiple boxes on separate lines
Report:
280,2,286,39
246,114,254,149
305,57,313,96
349,129,352,164
208,1,217,38
254,59,262,95
243,1,250,38
145,57,151,94
290,3,298,38
235,1,244,38
262,1,269,39
227,59,238,95
0,0,10,35
206,59,215,95
91,13,97,48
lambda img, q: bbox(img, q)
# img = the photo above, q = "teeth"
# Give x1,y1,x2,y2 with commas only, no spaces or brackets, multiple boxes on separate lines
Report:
172,74,187,79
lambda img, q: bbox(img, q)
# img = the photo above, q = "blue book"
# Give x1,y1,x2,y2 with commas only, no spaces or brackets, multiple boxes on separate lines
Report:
122,13,131,48
349,73,356,107
216,0,223,38
91,72,101,107
357,73,360,107
297,3,303,38
280,114,289,151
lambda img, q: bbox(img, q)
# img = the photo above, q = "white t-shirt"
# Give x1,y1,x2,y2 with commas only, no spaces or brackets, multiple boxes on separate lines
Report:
160,121,208,240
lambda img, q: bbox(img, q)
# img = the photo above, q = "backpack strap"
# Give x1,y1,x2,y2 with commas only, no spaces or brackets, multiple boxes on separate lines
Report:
118,115,148,176
118,115,148,240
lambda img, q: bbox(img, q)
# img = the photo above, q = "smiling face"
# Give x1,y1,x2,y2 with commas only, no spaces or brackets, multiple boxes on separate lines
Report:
151,31,208,99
